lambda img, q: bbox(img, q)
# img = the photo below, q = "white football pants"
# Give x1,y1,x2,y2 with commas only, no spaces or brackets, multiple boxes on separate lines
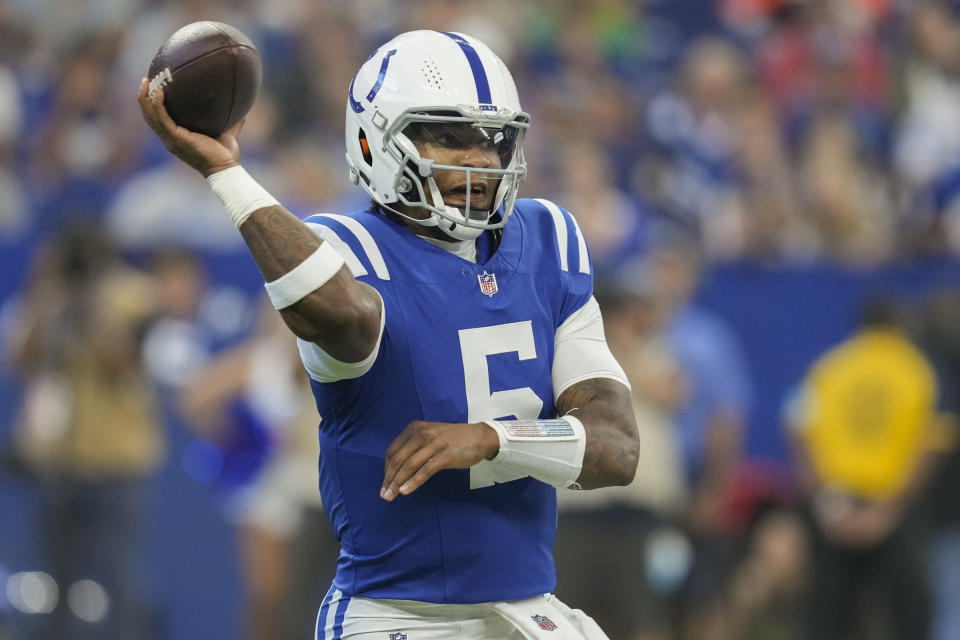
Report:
314,588,609,640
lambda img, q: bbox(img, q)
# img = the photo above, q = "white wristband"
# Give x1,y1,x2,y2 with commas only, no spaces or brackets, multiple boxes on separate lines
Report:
206,165,280,228
472,415,586,489
264,242,346,309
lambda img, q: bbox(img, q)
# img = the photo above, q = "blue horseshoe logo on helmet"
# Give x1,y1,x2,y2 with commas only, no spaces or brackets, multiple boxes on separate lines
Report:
349,49,397,114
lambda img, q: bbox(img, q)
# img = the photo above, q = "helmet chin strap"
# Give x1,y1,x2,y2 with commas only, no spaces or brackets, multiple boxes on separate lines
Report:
378,192,483,242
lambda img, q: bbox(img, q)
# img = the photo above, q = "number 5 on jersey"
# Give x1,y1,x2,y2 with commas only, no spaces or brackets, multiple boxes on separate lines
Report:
458,321,545,424
459,321,546,488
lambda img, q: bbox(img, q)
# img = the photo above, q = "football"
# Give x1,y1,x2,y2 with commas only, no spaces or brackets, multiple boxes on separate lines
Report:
147,21,261,138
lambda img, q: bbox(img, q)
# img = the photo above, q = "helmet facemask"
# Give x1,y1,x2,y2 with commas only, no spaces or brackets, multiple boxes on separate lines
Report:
384,108,529,240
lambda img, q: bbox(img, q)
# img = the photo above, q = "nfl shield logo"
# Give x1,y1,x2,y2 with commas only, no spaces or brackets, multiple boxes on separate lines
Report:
531,615,557,631
477,271,498,297
388,633,407,640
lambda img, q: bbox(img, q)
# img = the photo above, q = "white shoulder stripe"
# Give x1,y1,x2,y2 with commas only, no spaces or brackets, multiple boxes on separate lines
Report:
535,198,569,271
305,222,366,277
567,213,591,274
318,214,391,280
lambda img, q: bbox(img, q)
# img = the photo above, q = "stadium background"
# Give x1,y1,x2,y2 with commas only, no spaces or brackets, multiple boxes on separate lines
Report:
2,0,960,638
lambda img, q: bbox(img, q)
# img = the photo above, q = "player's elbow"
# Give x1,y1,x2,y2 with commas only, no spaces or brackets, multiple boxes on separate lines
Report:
612,436,640,486
605,410,641,486
582,428,640,488
281,287,381,358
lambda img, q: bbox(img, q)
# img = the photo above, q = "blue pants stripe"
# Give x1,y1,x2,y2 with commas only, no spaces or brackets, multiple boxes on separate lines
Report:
315,586,336,640
332,594,352,639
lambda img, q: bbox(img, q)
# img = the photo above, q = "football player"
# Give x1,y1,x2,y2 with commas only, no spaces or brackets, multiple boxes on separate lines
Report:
139,30,639,640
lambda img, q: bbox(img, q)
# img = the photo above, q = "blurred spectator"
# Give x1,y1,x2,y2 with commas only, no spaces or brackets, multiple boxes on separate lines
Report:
785,297,940,640
521,1,646,195
140,248,213,391
551,137,647,275
595,277,690,517
894,1,960,191
642,238,751,532
27,34,134,226
644,37,753,257
3,224,164,640
797,111,895,265
254,3,370,141
0,63,29,241
522,0,647,81
633,237,752,640
725,507,808,640
922,162,960,255
178,304,335,640
7,0,143,59
104,158,243,251
752,0,889,121
554,276,688,640
728,92,813,263
265,134,369,218
918,288,960,640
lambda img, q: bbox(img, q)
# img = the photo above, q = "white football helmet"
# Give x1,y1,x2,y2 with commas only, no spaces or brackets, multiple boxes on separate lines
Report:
344,30,530,240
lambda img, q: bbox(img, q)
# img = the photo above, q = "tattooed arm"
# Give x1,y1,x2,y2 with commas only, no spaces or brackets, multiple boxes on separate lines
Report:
239,208,381,362
137,80,381,362
556,377,640,489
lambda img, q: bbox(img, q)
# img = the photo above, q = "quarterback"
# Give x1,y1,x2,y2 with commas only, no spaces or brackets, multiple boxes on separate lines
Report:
139,30,639,640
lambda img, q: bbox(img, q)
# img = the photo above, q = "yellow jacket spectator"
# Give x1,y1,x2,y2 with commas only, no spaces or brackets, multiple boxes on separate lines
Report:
787,297,940,640
792,317,938,502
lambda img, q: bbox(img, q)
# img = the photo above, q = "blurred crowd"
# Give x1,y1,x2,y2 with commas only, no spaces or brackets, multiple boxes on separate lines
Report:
4,0,960,639
5,0,960,261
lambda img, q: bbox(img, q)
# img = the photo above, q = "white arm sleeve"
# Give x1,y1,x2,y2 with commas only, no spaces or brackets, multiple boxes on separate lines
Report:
552,296,630,401
296,288,385,383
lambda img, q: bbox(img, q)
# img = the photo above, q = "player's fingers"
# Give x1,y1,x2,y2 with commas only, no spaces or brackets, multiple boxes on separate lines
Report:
138,82,178,146
150,86,181,136
138,78,160,127
382,427,433,500
397,456,445,496
383,426,417,466
383,444,441,501
382,443,427,499
382,431,418,487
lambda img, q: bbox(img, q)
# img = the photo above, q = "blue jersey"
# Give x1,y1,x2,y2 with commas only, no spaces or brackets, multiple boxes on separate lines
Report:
303,198,593,604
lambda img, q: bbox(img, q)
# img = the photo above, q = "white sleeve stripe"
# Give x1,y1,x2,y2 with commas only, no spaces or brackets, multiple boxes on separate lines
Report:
552,296,629,402
297,289,385,383
535,198,569,272
304,222,367,277
568,213,591,274
318,214,391,280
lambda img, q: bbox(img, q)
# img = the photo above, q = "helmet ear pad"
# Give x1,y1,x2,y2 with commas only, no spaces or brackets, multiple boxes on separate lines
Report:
358,129,373,166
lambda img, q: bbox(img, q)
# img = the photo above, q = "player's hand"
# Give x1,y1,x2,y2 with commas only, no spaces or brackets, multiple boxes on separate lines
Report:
381,421,499,501
819,498,899,549
137,78,242,177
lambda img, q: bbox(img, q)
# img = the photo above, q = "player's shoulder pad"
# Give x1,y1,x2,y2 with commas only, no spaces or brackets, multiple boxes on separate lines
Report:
302,210,391,281
516,198,591,276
